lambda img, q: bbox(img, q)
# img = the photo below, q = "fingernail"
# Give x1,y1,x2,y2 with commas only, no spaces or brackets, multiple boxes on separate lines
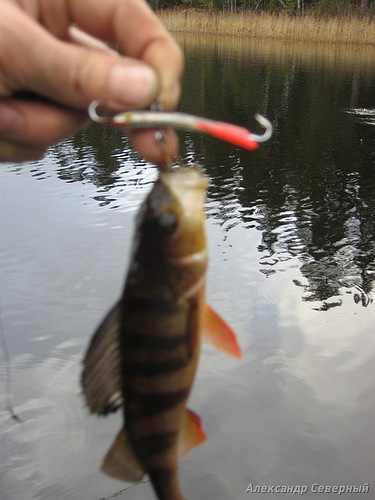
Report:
0,104,23,137
108,65,157,107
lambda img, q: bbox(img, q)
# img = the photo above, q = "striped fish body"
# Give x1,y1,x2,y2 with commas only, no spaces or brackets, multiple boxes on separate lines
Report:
82,166,209,500
120,292,203,499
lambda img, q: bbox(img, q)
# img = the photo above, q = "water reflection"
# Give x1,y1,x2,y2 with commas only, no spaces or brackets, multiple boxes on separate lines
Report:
46,125,158,210
176,35,375,308
347,107,375,126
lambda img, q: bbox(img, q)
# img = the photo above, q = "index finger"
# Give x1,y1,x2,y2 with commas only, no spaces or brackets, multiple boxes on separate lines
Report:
47,0,184,110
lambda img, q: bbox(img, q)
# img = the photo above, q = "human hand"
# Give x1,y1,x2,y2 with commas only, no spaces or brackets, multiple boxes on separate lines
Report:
0,0,183,163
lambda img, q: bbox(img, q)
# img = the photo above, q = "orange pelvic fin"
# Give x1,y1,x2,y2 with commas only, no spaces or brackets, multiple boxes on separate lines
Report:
203,304,243,359
101,426,144,483
178,408,207,457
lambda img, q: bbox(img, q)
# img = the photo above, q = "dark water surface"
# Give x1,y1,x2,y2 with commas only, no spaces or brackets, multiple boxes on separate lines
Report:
1,36,374,500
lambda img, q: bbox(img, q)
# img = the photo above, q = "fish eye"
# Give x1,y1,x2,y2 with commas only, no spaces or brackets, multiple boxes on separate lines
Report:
158,210,178,235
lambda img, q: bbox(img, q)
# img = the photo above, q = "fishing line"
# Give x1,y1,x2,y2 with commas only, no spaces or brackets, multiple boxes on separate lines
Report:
0,293,22,422
98,478,150,499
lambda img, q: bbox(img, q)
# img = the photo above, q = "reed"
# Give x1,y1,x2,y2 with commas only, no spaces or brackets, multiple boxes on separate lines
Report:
158,10,375,46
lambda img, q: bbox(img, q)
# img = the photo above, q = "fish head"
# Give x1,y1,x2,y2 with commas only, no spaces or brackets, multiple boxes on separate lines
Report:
159,166,208,256
135,166,209,298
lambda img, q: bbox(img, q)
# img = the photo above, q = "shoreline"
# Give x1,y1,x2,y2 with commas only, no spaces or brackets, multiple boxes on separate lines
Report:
172,33,375,72
158,10,375,46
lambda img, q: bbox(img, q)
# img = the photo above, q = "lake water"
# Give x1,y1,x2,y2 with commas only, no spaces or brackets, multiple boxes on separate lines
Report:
1,35,374,500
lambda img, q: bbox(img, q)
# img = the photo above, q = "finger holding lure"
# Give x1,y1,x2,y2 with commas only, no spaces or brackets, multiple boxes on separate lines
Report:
88,100,273,152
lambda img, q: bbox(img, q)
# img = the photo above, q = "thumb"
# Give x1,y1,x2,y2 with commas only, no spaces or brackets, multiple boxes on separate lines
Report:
0,3,158,110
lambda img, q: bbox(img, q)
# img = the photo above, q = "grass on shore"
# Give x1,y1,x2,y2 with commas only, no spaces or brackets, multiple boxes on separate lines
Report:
158,10,375,45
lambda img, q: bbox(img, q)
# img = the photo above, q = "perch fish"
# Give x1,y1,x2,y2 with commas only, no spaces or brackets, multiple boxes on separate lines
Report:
81,165,242,500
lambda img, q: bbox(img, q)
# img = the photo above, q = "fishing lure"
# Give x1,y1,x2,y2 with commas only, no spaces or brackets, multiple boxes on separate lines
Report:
88,101,272,151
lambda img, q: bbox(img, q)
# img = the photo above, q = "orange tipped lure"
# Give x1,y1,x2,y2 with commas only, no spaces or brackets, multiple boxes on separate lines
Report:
88,101,273,151
81,166,242,500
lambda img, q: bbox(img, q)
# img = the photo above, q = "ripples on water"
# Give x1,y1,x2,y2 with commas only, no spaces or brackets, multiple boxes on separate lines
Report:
347,107,375,126
21,124,159,210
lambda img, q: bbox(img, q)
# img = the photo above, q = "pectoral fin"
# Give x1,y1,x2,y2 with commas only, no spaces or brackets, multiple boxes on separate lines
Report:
178,408,207,457
203,304,243,359
81,302,123,414
101,426,144,482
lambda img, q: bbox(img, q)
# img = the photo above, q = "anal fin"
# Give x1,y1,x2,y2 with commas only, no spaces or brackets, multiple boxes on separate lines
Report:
178,408,207,457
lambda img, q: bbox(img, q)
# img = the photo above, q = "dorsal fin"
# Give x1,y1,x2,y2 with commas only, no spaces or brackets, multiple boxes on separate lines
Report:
203,304,243,359
81,302,123,414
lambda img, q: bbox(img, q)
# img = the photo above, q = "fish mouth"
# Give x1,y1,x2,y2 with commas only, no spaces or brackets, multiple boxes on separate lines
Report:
160,166,208,218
